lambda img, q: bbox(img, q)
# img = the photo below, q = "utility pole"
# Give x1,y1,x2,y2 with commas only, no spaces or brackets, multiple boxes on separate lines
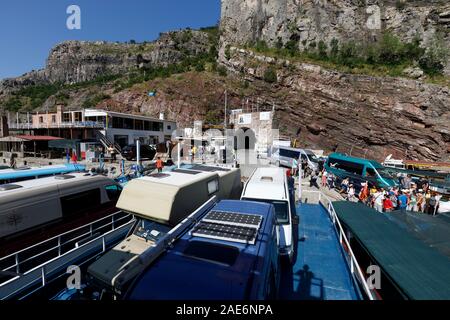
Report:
224,90,227,130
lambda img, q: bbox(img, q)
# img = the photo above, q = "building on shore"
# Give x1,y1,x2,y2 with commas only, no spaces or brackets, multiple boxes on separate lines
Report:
7,106,177,148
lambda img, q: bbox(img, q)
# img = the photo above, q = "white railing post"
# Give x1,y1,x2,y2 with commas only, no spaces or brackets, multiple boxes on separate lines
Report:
112,214,115,231
102,237,106,252
58,236,61,257
90,224,93,237
15,254,19,274
41,267,46,287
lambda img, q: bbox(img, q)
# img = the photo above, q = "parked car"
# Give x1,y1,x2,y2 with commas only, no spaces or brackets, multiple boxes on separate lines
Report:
121,144,156,161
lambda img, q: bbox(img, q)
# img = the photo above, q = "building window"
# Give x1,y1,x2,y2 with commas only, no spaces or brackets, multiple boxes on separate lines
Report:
63,113,71,122
167,125,172,130
52,115,56,123
74,112,82,122
144,121,151,131
124,118,133,129
39,116,44,123
135,120,144,131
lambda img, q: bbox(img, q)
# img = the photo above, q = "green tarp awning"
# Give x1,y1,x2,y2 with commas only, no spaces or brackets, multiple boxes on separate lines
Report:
333,201,450,300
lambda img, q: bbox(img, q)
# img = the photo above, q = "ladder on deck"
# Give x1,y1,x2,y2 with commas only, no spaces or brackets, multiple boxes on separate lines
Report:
0,211,135,300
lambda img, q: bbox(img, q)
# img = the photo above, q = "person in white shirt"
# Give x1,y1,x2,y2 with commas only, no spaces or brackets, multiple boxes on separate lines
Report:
347,184,357,202
373,189,385,213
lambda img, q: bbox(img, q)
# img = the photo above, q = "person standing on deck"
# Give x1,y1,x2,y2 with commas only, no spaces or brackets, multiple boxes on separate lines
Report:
9,153,16,169
398,191,408,213
373,189,384,213
427,193,438,215
291,158,298,177
407,191,417,212
71,151,78,164
108,146,116,163
321,170,328,187
416,191,424,213
347,184,357,202
156,157,164,173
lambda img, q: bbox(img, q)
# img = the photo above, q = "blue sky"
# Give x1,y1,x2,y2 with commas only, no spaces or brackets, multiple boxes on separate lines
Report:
0,0,221,80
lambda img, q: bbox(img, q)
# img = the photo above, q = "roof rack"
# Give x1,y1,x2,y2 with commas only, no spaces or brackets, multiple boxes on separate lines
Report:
54,175,76,180
115,196,218,295
0,184,23,191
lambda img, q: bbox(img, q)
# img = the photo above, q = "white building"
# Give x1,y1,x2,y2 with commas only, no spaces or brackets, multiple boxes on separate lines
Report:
9,106,177,148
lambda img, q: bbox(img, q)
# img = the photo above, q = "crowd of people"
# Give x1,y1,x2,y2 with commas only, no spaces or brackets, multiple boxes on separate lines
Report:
288,159,443,215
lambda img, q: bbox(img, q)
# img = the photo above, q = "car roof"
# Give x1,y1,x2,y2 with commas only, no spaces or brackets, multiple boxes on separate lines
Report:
328,153,382,168
127,200,275,300
242,167,288,201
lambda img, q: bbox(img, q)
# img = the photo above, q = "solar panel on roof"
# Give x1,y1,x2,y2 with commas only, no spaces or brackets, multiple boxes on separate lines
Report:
192,222,259,245
203,211,262,228
191,210,263,245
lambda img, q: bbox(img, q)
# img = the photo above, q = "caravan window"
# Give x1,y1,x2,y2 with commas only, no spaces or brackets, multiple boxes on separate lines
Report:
279,148,300,159
61,188,101,218
105,185,122,201
207,178,219,195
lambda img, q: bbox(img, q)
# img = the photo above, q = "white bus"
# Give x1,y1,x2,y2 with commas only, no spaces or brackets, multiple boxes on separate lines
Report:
0,172,123,256
240,167,298,263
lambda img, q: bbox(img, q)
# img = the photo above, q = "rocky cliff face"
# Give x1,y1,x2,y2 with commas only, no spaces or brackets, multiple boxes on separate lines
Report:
220,0,450,73
221,47,450,161
0,30,210,95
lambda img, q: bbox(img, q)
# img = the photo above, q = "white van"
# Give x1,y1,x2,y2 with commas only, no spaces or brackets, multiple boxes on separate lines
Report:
270,146,319,171
240,167,298,263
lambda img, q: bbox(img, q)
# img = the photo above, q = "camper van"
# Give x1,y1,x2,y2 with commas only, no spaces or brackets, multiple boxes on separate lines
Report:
270,146,319,171
0,172,122,256
125,200,281,300
325,153,398,189
86,167,242,294
241,167,298,262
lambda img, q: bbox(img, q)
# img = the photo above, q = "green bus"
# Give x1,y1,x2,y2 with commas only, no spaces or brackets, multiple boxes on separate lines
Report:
325,153,398,189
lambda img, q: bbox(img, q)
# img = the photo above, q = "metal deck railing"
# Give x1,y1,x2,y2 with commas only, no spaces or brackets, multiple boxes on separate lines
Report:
300,189,378,300
0,211,135,300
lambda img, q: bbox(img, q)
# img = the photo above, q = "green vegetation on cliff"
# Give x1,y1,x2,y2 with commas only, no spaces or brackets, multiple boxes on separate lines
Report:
247,32,449,80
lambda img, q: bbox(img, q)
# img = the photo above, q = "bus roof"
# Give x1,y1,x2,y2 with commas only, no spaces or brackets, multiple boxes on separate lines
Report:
0,164,86,181
328,153,383,168
126,200,275,300
0,172,114,197
242,167,288,201
334,201,450,300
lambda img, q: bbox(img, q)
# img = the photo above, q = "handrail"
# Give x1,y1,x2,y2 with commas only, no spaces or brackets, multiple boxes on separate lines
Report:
301,189,378,300
0,219,134,300
0,211,133,277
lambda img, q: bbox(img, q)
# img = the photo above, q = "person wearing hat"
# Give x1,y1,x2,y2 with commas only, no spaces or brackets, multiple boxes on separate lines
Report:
373,188,384,213
347,184,357,202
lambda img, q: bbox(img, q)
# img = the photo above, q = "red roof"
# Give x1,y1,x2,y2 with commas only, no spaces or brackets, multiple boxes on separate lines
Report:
16,135,64,141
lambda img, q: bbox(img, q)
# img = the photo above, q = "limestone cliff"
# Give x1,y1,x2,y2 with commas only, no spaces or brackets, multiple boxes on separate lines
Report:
0,30,210,95
220,0,450,73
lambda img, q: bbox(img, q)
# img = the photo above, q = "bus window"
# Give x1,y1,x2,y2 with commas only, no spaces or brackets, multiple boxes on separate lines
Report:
61,189,101,218
280,148,300,159
332,159,364,175
366,168,376,177
105,185,122,201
